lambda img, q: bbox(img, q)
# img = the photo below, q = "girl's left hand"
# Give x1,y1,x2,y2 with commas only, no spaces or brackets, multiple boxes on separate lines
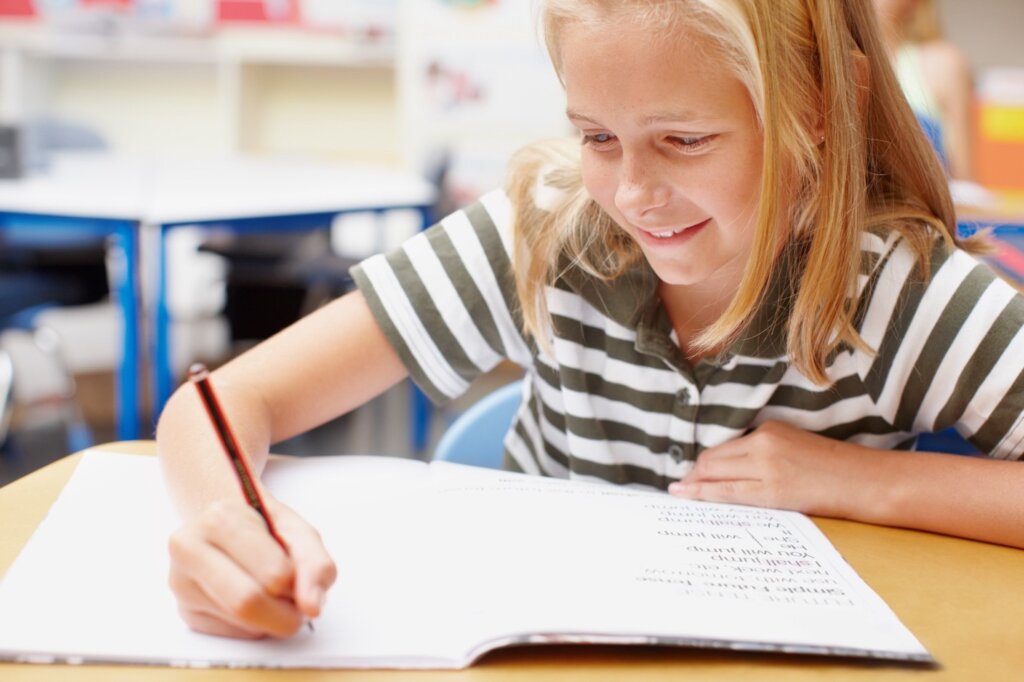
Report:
668,420,867,517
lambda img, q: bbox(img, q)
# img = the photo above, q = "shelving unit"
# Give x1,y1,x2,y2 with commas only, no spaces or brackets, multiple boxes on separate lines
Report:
0,21,400,162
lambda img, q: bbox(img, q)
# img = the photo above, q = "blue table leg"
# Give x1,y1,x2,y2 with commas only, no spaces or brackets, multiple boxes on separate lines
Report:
154,223,174,419
108,221,140,440
0,212,141,440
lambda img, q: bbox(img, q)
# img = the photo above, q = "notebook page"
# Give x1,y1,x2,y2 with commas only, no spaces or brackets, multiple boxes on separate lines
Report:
0,450,930,668
417,463,931,664
0,451,466,669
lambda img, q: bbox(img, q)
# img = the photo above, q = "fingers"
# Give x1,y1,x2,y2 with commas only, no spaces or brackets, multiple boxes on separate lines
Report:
168,500,310,638
679,436,760,485
169,560,295,639
669,479,768,507
202,506,298,599
668,434,766,505
271,504,338,619
684,452,758,483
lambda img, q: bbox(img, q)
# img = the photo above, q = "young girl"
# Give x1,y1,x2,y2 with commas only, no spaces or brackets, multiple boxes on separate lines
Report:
157,0,1024,639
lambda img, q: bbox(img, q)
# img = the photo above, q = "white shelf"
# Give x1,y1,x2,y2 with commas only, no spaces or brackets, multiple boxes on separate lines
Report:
0,23,398,159
0,24,393,67
217,27,393,68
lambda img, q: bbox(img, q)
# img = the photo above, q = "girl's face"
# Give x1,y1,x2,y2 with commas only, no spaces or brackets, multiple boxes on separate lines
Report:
562,21,763,297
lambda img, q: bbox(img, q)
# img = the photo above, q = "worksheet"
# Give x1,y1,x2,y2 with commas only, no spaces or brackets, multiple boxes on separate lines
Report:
0,450,931,668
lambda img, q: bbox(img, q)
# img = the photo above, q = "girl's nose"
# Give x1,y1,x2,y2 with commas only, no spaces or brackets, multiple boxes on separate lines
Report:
614,156,670,221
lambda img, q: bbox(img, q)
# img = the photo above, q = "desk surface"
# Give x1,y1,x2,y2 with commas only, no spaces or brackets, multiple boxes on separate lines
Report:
2,443,1024,681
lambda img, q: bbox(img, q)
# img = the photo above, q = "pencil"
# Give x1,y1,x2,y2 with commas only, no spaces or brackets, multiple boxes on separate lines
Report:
188,362,313,631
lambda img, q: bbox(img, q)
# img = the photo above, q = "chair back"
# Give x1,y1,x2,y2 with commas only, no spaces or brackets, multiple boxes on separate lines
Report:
915,428,980,455
433,380,523,469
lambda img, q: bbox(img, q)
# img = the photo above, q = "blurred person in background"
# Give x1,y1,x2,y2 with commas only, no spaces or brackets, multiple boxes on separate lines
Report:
874,0,974,180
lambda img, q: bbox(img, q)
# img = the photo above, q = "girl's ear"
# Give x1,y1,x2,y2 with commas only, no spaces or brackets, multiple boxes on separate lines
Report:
814,49,871,142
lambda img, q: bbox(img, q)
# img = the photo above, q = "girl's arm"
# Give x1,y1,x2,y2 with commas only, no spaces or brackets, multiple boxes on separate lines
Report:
671,420,1024,549
157,289,409,637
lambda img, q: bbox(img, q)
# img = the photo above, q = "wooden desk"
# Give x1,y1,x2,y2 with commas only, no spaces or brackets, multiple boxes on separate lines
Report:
3,443,1024,681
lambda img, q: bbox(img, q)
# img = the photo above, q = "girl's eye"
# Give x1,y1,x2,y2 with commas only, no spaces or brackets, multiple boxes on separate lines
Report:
582,133,616,148
671,135,713,151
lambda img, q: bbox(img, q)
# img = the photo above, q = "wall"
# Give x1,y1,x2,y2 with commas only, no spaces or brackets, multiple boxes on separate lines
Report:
939,0,1024,70
52,61,224,155
239,63,397,164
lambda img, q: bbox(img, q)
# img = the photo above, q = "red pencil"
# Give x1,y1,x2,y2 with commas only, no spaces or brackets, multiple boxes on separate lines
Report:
188,363,313,631
188,363,287,549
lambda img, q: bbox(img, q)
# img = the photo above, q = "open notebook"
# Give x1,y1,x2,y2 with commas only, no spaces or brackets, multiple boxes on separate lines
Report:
0,450,932,669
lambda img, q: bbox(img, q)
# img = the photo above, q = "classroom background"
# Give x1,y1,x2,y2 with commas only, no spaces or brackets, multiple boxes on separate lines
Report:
0,0,1022,486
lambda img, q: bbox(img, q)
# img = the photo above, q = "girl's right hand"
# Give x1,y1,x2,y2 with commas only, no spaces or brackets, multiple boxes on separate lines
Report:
167,496,337,639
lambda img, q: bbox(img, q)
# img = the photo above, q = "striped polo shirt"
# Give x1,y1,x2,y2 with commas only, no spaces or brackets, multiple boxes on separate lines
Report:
351,190,1024,490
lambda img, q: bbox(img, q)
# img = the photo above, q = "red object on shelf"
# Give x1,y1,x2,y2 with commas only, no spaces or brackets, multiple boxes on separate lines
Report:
79,0,134,7
0,0,35,18
217,0,299,23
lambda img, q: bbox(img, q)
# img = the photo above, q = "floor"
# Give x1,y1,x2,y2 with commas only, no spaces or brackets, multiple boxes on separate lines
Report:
0,362,523,487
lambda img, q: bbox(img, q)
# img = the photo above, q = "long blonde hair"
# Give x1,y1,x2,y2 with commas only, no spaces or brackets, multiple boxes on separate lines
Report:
507,0,970,384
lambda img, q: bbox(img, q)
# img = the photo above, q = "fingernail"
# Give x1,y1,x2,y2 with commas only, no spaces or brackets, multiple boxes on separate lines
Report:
668,482,693,496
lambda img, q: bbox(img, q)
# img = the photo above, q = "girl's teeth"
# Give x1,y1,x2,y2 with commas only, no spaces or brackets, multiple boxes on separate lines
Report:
652,228,682,238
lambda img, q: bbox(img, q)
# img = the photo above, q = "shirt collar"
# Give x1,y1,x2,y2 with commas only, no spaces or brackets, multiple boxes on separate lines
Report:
557,241,805,363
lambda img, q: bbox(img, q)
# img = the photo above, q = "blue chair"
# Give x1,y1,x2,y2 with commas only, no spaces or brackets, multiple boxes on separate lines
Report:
916,428,980,455
433,380,523,469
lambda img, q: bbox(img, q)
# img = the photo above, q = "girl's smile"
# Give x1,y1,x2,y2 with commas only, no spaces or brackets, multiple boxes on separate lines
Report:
636,217,712,245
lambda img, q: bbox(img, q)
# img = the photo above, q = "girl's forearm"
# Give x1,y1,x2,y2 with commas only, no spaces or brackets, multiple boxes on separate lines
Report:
156,291,409,518
845,447,1024,549
156,376,276,519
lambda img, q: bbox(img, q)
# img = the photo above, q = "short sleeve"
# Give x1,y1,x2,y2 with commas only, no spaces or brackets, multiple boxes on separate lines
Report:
854,237,1024,460
350,190,533,404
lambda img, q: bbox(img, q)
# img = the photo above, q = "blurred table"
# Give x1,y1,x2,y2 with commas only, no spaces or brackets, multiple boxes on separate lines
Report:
143,157,435,422
956,188,1024,285
0,155,144,439
0,154,437,445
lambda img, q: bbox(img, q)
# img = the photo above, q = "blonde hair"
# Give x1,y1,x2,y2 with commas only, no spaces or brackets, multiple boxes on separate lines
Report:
507,0,974,384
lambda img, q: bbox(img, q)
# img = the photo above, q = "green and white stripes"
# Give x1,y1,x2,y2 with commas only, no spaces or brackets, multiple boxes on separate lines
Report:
353,190,1024,488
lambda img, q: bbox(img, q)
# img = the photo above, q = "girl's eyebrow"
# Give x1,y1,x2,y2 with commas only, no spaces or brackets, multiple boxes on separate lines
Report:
565,109,599,124
566,109,717,125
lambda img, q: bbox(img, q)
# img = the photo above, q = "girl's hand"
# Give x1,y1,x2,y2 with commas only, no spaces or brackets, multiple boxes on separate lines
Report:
167,496,337,639
668,420,867,517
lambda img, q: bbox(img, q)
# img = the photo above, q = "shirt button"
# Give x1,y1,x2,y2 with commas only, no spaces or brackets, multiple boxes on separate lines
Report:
675,389,690,407
668,444,685,462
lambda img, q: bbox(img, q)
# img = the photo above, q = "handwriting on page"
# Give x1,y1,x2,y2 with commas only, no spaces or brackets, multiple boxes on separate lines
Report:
434,473,856,609
641,502,854,607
